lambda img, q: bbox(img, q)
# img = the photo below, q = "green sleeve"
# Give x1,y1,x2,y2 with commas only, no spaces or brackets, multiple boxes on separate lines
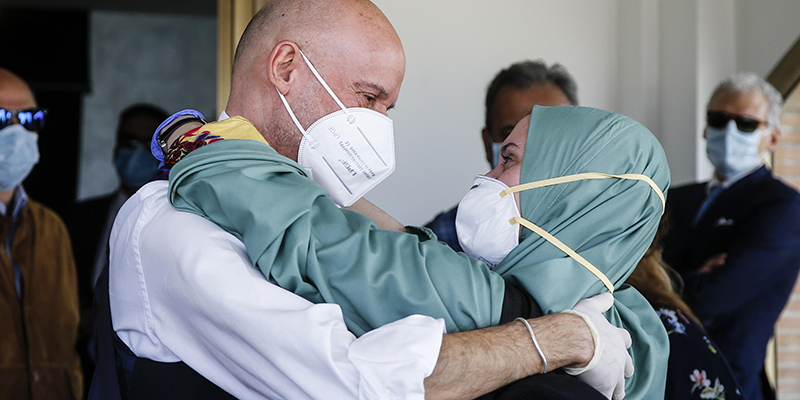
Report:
169,140,505,335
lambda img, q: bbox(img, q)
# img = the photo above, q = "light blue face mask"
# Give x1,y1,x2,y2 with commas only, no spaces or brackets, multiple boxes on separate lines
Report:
491,142,503,168
0,124,39,191
706,120,764,178
115,144,159,189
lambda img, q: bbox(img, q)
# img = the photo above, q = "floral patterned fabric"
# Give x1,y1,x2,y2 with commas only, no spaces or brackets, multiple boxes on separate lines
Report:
657,304,744,400
164,127,223,171
163,116,269,172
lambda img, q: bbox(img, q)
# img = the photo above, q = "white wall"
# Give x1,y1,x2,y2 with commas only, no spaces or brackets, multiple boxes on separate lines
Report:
737,0,800,78
78,11,216,200
366,0,800,224
370,0,620,224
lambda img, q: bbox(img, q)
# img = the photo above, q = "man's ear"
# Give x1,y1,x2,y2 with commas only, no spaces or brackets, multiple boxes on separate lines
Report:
267,41,301,95
481,127,494,167
765,126,781,152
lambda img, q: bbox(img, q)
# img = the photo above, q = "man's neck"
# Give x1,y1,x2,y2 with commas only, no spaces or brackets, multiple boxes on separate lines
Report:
713,164,763,188
0,188,14,208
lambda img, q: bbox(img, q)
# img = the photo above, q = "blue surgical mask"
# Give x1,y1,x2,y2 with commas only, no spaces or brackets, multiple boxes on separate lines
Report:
115,144,159,189
491,142,503,168
0,124,39,191
706,120,764,179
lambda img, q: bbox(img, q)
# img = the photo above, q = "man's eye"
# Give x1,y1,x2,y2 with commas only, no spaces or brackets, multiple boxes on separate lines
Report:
501,155,512,166
361,93,377,103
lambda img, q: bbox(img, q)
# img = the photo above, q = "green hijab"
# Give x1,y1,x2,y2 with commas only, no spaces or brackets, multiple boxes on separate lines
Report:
494,105,670,399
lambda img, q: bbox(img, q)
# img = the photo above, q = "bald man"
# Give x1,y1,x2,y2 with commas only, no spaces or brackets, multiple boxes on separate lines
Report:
0,68,83,399
100,1,630,399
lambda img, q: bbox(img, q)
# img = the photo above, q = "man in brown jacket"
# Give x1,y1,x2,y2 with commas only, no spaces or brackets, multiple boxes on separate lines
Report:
0,68,82,399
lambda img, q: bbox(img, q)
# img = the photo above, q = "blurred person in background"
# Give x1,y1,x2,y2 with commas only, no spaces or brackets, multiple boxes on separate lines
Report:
425,60,577,251
66,103,167,388
0,67,82,399
662,72,800,400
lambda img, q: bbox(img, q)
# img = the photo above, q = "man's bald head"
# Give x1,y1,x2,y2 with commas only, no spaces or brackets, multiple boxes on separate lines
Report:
232,0,399,79
0,68,36,111
226,0,405,160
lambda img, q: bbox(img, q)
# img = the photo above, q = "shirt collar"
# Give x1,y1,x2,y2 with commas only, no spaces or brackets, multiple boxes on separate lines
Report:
219,110,230,121
709,163,764,193
0,186,28,219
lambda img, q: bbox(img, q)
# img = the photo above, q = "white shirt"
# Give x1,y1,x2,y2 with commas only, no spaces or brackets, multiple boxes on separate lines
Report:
109,181,444,399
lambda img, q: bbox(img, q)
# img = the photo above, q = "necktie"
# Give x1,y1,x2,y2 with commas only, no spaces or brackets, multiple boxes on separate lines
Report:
693,185,724,226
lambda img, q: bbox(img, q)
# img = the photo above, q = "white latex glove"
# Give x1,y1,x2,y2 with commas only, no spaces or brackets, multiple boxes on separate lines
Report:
561,293,634,400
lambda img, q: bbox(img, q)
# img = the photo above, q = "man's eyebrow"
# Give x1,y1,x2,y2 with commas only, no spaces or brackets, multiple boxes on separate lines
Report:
354,81,389,98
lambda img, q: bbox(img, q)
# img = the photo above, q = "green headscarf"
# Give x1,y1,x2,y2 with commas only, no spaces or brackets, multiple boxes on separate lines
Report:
494,106,670,399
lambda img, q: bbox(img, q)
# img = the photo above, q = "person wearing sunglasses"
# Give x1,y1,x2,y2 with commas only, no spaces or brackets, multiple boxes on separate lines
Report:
0,67,83,399
662,72,800,400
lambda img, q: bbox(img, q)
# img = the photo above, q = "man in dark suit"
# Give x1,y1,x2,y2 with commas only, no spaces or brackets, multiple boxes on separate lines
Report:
662,72,800,400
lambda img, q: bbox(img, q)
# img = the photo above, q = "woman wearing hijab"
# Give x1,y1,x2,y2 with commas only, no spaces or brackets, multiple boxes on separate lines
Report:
457,106,669,400
161,106,668,399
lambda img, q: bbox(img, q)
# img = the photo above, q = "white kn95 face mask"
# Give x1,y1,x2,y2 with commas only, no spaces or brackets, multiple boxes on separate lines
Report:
455,175,521,268
277,50,395,207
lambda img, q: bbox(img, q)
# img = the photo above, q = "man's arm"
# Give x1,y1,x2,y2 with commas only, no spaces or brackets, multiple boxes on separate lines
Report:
426,313,593,399
684,196,800,317
344,197,407,232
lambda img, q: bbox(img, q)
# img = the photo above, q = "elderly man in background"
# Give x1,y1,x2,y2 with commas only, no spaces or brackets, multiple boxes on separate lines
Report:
663,72,800,400
0,67,82,399
426,60,578,251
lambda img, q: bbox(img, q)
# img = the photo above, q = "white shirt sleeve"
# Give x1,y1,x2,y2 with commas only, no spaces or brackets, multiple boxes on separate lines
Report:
110,181,444,400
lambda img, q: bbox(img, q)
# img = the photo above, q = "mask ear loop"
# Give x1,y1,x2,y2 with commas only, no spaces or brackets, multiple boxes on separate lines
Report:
276,89,319,149
297,50,351,118
276,49,353,149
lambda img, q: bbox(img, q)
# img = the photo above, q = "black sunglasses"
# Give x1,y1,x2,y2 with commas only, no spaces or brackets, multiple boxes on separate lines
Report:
706,110,764,133
0,108,48,131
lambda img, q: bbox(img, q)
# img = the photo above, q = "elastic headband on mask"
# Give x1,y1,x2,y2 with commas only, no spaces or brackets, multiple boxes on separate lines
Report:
275,49,351,149
501,172,666,214
499,172,667,293
297,50,349,113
